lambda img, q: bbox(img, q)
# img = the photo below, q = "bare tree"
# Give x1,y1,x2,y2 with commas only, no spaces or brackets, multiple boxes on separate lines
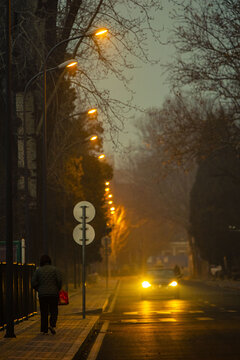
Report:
0,0,164,256
168,0,240,123
141,94,240,170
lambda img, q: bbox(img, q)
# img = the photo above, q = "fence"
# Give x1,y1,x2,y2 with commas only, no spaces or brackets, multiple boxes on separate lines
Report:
0,263,37,330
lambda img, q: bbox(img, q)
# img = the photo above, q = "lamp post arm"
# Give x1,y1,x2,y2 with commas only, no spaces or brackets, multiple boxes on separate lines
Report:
43,34,90,70
36,34,90,136
23,66,60,101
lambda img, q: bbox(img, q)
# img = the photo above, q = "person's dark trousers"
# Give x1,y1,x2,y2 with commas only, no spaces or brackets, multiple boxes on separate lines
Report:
39,295,58,333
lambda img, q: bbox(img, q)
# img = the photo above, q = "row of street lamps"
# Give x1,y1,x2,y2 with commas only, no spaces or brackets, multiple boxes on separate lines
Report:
22,28,108,255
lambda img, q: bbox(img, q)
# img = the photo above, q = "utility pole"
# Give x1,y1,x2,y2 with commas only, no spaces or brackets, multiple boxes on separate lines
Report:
4,0,15,338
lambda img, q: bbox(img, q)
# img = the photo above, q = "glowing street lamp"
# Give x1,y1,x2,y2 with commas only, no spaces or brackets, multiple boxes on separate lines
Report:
105,181,110,186
108,200,113,205
58,59,78,69
110,207,115,211
94,28,108,37
98,154,105,160
108,194,113,198
68,108,98,120
87,108,97,115
105,187,110,192
90,135,98,141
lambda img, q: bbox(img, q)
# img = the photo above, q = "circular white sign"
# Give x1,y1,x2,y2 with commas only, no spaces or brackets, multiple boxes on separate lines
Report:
73,201,95,223
73,224,95,245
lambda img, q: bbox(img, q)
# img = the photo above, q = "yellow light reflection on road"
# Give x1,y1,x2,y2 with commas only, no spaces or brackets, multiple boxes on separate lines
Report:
167,300,186,314
140,299,152,316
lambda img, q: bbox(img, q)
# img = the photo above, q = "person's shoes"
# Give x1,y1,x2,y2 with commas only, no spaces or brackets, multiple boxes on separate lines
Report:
48,326,56,335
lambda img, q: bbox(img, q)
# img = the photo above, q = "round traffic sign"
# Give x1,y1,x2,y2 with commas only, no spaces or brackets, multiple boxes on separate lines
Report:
73,224,95,246
73,201,95,223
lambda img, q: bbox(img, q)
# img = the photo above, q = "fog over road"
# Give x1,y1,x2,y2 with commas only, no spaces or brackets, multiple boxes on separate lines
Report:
95,277,240,360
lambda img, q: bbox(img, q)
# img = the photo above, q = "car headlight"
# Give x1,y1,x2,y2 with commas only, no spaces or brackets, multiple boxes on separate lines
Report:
142,281,151,288
169,281,178,287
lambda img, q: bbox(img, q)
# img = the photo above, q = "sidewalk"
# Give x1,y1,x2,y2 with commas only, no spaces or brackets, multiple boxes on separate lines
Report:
205,278,240,290
0,277,119,360
190,277,240,290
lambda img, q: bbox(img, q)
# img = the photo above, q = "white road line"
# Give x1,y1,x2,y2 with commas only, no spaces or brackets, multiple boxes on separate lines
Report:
87,321,109,360
121,319,138,323
123,312,138,315
154,311,171,314
87,281,121,360
107,280,121,313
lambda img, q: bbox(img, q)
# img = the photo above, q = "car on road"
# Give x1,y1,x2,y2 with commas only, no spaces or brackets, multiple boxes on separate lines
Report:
140,267,180,300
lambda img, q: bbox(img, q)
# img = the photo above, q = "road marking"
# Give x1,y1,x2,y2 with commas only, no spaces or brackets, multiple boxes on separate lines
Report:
87,321,109,360
123,312,138,315
154,311,172,314
87,281,121,360
227,310,237,313
121,319,138,323
159,318,177,322
107,280,121,313
196,317,214,321
189,310,204,313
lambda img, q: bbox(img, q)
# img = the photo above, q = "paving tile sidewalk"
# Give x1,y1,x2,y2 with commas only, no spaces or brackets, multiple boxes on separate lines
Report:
190,278,240,290
0,278,119,360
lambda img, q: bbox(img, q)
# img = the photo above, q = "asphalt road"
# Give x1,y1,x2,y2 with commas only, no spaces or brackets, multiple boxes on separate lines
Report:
95,277,240,360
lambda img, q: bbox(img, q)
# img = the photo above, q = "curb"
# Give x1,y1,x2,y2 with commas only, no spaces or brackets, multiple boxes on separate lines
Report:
64,279,120,360
63,316,100,360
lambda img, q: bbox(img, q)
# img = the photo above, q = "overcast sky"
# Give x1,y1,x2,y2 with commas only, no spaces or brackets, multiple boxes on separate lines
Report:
101,1,175,164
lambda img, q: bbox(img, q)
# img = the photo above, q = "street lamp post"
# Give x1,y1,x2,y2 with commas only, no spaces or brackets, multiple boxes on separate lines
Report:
23,60,77,260
4,0,15,339
41,29,108,253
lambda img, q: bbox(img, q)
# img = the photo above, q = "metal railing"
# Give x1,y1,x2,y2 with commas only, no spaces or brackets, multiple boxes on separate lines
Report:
0,263,37,330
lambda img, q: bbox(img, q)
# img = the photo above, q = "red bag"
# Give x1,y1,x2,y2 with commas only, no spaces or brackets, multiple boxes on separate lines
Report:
58,289,69,305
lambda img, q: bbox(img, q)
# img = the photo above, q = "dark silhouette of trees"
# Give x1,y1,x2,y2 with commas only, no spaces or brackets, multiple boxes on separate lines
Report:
190,146,240,272
0,0,163,267
168,0,240,125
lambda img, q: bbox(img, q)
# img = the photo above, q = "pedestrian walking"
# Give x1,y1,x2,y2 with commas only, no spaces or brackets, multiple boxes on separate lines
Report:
32,255,62,335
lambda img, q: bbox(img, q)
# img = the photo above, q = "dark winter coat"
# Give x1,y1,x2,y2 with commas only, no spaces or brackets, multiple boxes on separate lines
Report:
31,264,62,298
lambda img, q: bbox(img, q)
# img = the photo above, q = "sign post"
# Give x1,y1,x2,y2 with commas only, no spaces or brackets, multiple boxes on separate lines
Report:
82,205,86,319
73,201,95,319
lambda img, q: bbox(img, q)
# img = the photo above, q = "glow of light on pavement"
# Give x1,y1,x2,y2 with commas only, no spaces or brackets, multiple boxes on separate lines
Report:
140,299,152,316
167,300,186,314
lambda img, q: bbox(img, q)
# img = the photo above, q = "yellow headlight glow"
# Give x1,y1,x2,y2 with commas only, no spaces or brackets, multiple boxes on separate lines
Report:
169,281,178,287
142,281,151,288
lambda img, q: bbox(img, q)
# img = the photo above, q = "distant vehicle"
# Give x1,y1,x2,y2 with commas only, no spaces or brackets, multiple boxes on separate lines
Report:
140,267,180,300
